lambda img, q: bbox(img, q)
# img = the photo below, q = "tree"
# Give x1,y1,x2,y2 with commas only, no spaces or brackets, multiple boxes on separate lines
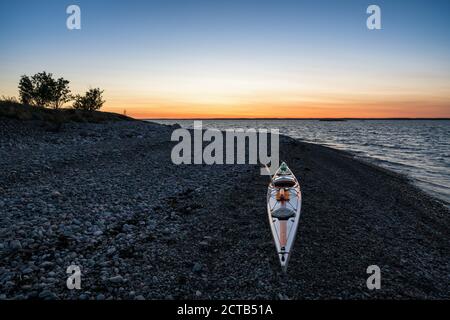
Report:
73,88,105,111
18,75,34,105
31,72,56,107
52,78,72,109
17,72,72,108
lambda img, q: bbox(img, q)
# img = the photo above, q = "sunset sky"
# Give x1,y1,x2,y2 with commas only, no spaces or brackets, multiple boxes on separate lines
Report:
1,0,449,118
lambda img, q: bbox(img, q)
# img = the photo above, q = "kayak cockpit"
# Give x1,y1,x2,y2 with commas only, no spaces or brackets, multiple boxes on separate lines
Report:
272,176,296,188
271,208,296,220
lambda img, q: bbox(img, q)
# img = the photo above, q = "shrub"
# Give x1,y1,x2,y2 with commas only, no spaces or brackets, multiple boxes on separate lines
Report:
52,78,72,109
73,88,105,111
18,72,72,109
18,76,34,105
31,72,56,107
0,96,19,104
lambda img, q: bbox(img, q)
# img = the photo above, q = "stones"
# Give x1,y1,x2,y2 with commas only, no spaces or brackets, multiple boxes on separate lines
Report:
192,263,203,273
122,224,134,232
22,267,34,274
79,293,89,300
0,117,448,301
278,293,288,300
40,261,54,268
51,191,62,198
39,290,58,300
108,275,124,284
9,240,22,251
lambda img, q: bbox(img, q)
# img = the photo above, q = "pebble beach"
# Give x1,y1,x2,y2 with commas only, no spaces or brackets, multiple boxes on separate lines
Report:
0,118,449,300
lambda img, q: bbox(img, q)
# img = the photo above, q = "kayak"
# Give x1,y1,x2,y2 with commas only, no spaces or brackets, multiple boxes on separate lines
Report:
267,162,302,272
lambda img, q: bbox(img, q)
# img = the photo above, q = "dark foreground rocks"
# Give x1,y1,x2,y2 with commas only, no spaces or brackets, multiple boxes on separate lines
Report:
0,118,449,299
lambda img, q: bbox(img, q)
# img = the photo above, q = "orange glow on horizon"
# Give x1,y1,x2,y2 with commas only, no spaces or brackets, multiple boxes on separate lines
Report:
102,99,450,119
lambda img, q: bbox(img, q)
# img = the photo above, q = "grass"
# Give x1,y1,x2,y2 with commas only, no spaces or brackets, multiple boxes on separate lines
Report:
0,99,133,123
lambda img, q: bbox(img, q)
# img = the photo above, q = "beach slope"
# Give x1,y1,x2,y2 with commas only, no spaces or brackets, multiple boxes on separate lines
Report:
0,118,448,299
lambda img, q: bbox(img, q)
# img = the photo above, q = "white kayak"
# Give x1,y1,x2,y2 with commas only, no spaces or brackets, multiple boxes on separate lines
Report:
267,162,302,272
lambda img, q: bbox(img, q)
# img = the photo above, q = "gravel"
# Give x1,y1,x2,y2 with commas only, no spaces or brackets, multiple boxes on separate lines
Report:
0,117,449,300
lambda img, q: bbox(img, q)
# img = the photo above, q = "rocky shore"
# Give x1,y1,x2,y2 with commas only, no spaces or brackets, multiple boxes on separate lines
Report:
0,118,449,299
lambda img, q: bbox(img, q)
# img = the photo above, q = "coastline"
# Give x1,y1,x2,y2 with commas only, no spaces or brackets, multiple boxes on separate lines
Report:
152,118,450,208
0,118,448,299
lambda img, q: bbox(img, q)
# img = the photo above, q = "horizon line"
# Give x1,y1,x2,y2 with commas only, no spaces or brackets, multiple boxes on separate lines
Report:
140,117,450,120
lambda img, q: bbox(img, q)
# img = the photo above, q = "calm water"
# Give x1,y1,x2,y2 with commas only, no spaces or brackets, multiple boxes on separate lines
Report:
152,119,450,206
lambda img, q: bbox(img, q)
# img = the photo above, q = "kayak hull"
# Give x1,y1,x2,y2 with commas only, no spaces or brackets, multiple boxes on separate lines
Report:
267,163,302,272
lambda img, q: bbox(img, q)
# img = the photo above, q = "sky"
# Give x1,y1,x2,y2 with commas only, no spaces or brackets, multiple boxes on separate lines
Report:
1,0,449,118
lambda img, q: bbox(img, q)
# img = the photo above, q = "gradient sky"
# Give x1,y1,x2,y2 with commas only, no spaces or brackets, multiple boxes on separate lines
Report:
1,0,449,118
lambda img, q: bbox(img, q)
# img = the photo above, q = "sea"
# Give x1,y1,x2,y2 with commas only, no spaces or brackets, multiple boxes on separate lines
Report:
152,119,450,207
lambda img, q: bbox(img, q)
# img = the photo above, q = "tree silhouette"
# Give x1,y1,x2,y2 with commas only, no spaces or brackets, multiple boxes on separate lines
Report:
73,88,105,111
18,75,34,105
31,72,56,107
52,78,72,109
18,72,72,108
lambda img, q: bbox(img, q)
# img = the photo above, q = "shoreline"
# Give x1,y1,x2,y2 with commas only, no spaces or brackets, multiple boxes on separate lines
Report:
0,118,449,299
301,141,450,209
152,119,450,209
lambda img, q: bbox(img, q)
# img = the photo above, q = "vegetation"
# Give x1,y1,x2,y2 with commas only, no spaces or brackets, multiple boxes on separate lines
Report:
0,95,19,104
73,88,105,111
17,71,104,111
0,99,131,123
19,72,72,109
1,72,131,125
